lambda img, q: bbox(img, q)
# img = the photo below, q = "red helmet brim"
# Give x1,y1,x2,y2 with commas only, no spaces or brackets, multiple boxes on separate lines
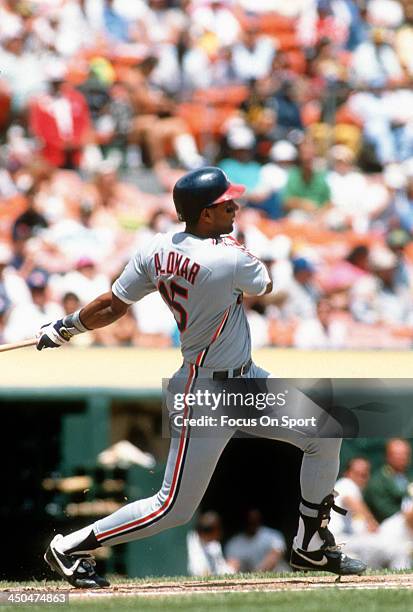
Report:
211,183,246,205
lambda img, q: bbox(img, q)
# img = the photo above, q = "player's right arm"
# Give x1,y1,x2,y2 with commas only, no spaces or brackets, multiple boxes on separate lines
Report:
233,247,272,297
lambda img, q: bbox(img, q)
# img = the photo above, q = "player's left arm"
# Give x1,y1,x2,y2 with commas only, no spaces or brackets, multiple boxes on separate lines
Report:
37,246,156,350
77,292,129,328
36,292,129,350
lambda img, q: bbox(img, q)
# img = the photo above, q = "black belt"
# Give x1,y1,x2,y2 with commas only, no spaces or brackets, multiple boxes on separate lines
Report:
212,358,252,380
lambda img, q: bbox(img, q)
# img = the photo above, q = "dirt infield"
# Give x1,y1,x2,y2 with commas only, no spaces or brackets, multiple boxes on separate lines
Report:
2,574,413,599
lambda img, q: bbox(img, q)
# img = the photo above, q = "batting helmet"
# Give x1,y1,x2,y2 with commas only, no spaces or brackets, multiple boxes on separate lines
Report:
173,166,245,222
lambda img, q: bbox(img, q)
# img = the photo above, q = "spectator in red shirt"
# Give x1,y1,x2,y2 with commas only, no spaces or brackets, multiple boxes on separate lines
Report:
29,61,91,169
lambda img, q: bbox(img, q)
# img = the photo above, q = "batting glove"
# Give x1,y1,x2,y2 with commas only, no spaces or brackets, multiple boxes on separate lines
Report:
36,320,73,350
36,310,89,350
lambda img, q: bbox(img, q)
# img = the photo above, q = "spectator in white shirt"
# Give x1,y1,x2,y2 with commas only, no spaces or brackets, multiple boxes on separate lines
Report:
226,509,287,573
4,269,63,342
293,296,347,349
0,243,31,308
249,140,297,209
187,511,233,576
231,21,276,83
350,247,413,326
326,145,371,232
329,457,379,539
379,503,413,569
352,28,404,88
331,457,411,568
50,256,110,305
191,0,241,47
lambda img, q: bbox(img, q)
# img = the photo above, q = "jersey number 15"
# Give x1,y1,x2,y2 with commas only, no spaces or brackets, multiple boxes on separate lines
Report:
158,280,188,332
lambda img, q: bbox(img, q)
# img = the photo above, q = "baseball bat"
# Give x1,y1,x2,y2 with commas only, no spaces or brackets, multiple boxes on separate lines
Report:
0,338,37,353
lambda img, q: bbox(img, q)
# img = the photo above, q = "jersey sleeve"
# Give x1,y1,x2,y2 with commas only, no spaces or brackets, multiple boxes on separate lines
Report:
233,247,271,296
112,250,156,304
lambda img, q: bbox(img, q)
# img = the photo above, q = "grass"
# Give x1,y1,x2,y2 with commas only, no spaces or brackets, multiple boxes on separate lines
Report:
0,590,412,612
0,567,411,588
1,571,412,612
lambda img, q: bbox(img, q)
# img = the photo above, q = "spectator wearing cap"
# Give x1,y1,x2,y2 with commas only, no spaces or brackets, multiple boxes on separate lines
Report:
187,511,233,577
280,257,320,320
29,61,91,169
219,126,261,193
350,246,413,326
3,269,63,342
282,140,331,220
247,140,297,219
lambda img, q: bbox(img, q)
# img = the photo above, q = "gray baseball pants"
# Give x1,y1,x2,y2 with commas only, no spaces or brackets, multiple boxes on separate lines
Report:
93,362,342,546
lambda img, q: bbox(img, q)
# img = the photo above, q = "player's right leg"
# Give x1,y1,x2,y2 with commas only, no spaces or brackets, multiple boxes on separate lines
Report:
240,364,367,576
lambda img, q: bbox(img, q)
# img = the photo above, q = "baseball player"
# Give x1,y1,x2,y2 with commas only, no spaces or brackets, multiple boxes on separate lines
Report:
37,167,366,588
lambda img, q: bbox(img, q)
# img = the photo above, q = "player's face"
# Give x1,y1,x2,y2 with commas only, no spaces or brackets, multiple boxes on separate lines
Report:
207,200,239,235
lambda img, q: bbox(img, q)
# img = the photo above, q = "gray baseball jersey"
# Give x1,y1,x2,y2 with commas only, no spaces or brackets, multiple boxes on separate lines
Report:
112,231,270,368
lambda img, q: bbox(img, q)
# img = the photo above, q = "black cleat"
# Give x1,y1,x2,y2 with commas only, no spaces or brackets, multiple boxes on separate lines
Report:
290,545,367,576
44,534,110,589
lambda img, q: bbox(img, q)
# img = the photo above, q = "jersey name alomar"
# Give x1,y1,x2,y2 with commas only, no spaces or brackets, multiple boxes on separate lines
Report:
112,232,270,368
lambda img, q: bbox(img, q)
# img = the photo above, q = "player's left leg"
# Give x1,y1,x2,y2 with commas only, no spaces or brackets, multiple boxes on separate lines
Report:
44,432,232,587
236,363,366,576
44,364,234,587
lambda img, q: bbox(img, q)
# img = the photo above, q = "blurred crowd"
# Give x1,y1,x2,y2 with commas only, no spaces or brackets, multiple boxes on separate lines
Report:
188,438,413,575
2,0,413,348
